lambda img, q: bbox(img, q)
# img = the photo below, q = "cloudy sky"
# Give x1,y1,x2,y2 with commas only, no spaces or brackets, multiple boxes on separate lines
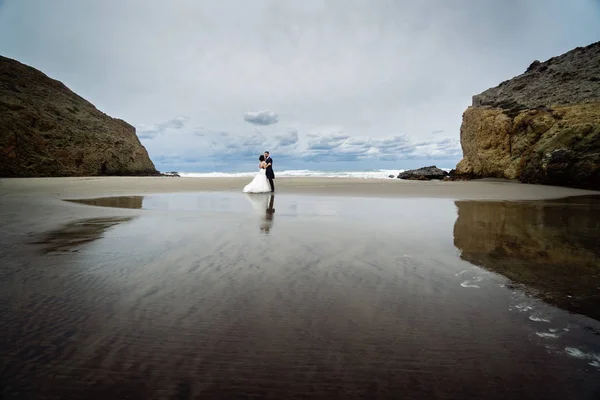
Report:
1,0,599,172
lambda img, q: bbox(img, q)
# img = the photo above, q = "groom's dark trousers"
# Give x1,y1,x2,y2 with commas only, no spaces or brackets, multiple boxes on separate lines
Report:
265,157,275,192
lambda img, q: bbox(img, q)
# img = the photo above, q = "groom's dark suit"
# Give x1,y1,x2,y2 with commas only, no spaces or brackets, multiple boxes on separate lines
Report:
265,156,275,192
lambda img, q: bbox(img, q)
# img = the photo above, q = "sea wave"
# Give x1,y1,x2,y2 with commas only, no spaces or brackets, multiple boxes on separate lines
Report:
179,169,453,179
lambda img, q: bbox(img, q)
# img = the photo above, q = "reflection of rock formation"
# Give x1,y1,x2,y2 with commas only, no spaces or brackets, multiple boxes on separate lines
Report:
454,196,600,321
67,196,144,209
32,217,134,254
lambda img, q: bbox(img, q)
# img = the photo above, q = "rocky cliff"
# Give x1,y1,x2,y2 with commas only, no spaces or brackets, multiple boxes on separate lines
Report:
456,41,600,189
0,56,158,177
453,197,600,321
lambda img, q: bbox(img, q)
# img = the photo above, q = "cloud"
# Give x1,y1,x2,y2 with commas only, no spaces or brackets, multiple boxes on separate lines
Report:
137,115,189,139
274,128,299,147
141,124,463,170
306,133,350,150
137,130,160,140
300,131,461,162
167,116,189,129
2,0,598,170
135,115,464,168
243,109,278,126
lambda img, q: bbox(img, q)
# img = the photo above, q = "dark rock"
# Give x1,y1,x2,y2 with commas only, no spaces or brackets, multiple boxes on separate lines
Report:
519,146,600,190
472,41,600,110
0,56,158,177
457,40,600,190
444,169,474,181
397,166,448,180
525,60,541,73
161,171,180,177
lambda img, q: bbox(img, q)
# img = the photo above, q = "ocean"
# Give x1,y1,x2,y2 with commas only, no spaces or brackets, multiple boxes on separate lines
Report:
178,168,453,179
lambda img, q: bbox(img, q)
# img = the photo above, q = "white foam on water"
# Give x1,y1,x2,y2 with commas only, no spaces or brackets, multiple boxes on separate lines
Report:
178,168,453,180
529,314,551,323
564,347,600,368
515,303,533,312
536,332,559,339
460,276,483,288
454,270,468,276
565,347,586,358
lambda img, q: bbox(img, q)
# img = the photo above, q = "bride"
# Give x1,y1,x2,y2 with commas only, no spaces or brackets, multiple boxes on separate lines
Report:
243,155,272,193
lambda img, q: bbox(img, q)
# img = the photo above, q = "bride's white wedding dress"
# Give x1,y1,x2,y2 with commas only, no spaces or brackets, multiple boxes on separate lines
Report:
243,168,272,193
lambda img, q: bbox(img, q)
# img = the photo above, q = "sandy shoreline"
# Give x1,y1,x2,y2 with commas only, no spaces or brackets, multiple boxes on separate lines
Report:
2,176,598,200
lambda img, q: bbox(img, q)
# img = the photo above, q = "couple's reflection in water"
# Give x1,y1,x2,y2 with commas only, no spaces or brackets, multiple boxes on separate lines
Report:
245,193,275,234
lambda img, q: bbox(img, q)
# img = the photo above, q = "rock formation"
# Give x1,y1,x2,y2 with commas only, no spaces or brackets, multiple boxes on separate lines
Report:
397,165,448,180
456,41,600,190
454,196,600,321
0,56,158,177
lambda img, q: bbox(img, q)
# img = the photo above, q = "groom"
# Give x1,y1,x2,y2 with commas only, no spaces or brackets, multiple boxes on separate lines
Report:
264,151,275,192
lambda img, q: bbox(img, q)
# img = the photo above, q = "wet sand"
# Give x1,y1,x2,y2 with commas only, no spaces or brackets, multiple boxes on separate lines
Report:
1,176,596,237
1,178,600,399
2,176,599,200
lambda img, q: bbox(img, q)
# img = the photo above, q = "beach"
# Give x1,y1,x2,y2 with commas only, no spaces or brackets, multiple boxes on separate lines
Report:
1,177,600,399
4,175,600,199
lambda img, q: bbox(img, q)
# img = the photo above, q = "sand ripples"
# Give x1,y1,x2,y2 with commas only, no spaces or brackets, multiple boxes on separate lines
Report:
2,193,600,399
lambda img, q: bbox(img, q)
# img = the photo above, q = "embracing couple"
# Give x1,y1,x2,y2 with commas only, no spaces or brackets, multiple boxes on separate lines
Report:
243,151,275,193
